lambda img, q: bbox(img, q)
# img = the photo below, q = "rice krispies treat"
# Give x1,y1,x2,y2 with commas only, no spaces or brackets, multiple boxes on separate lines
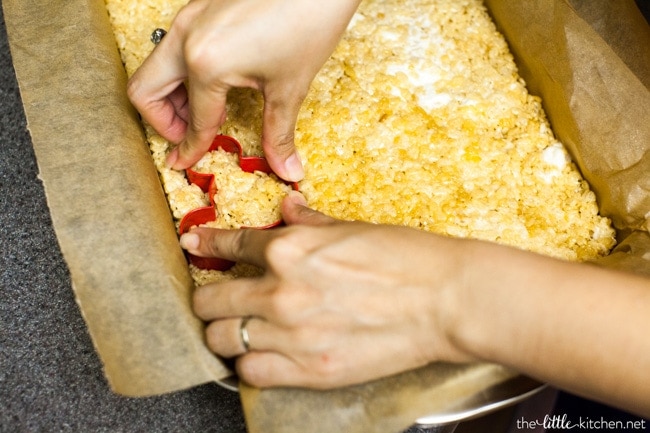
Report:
194,148,293,229
104,0,616,285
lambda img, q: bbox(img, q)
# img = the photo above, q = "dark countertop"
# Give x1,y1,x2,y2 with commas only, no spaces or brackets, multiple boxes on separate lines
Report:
0,5,247,432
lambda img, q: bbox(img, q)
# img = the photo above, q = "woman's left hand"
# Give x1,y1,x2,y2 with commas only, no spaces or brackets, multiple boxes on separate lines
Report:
180,191,475,389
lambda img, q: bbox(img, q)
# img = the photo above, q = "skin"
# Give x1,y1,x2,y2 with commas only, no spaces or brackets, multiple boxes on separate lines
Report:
182,192,650,418
128,0,650,419
127,0,362,182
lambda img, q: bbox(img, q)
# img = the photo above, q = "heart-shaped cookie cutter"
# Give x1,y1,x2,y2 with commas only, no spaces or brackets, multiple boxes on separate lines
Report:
178,135,299,270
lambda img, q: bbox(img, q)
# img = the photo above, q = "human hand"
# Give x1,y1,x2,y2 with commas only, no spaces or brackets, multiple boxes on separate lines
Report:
180,192,476,389
127,0,361,182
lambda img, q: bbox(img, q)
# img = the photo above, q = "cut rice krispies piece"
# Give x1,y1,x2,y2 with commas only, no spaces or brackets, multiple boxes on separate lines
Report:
193,148,292,229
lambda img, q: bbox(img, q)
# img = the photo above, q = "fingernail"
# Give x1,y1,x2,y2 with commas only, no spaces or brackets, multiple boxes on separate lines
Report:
179,233,200,251
283,153,304,182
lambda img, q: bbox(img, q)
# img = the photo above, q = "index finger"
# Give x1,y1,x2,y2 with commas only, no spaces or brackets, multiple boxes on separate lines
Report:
168,76,229,170
127,33,188,143
180,226,275,268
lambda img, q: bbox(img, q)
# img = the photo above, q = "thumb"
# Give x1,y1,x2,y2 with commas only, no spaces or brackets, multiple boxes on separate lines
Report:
168,83,229,169
281,191,335,226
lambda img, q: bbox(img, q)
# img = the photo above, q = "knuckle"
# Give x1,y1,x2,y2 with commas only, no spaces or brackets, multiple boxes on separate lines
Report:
125,77,159,118
273,130,296,150
178,138,199,156
185,119,213,143
265,130,296,158
264,227,303,263
183,41,210,73
264,234,291,262
192,285,211,318
231,229,254,261
236,355,267,387
183,32,223,77
266,286,300,321
204,321,221,352
125,77,142,106
171,1,202,39
266,284,320,325
180,130,215,159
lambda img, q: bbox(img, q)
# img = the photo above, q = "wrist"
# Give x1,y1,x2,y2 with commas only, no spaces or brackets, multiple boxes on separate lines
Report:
437,239,510,364
419,236,484,364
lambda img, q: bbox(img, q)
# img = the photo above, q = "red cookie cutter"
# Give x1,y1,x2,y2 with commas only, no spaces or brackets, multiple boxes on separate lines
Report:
179,135,299,270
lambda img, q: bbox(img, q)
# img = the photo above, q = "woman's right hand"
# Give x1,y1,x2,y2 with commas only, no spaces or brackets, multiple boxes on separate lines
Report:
127,0,361,182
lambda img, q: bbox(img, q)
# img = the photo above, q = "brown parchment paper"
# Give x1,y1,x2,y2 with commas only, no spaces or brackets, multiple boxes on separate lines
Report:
3,0,649,432
3,0,230,396
484,0,650,242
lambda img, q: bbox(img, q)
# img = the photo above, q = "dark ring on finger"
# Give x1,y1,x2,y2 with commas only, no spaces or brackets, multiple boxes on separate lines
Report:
150,28,167,45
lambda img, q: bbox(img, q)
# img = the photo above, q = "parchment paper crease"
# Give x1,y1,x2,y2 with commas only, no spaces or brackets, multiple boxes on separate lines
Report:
3,0,649,431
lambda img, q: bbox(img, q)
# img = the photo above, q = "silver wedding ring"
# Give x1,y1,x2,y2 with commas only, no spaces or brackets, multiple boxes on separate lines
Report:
239,316,252,352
